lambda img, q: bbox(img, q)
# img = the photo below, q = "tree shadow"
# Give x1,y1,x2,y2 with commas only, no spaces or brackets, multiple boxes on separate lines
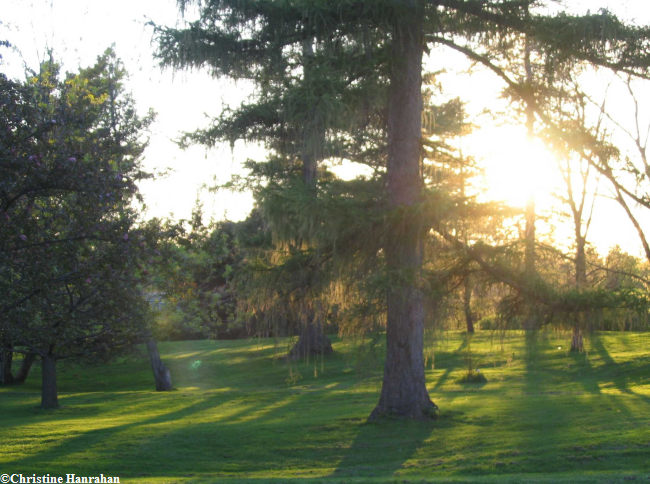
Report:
329,416,436,480
431,337,468,392
5,391,231,472
497,329,650,475
589,333,649,404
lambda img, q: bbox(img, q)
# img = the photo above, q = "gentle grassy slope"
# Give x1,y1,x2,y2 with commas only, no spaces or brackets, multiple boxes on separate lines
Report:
1,331,649,483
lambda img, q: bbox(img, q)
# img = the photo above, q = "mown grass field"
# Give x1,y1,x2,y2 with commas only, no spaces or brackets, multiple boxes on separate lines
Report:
1,330,649,483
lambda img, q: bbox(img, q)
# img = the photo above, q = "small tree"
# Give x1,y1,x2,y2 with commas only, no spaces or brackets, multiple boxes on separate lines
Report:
0,49,154,407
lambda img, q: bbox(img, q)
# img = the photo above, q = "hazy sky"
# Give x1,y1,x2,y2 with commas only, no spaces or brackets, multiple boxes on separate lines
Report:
2,0,649,256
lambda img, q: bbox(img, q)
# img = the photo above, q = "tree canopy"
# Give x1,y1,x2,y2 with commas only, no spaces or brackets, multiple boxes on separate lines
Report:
0,48,154,407
151,0,650,419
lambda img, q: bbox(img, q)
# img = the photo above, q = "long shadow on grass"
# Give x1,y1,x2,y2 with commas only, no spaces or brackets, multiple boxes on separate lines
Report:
5,392,234,473
329,417,435,480
67,382,376,480
8,369,373,478
590,333,650,404
431,337,467,392
498,330,646,475
509,330,574,473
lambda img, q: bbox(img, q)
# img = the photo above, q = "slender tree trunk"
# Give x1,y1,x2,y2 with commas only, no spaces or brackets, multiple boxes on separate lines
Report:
0,346,14,385
575,237,587,288
370,0,436,420
14,352,36,384
570,325,584,353
41,352,58,409
522,32,538,333
463,277,475,333
571,237,586,352
147,338,173,391
288,35,333,360
524,198,536,278
522,197,538,332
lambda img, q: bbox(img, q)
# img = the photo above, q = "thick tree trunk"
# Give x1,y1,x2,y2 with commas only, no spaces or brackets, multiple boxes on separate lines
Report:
1,346,14,385
41,353,58,409
370,0,436,420
146,339,173,391
14,352,36,384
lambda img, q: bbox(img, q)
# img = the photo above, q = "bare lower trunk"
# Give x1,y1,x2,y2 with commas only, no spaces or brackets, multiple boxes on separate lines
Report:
1,346,13,385
14,352,36,384
371,270,437,419
522,198,538,331
570,325,584,352
463,277,475,333
288,319,333,360
41,353,58,409
146,339,172,391
575,238,587,288
571,238,586,352
371,0,436,420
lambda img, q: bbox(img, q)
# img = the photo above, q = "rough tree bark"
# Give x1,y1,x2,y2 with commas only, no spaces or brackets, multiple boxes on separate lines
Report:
146,338,173,391
370,0,437,420
41,352,58,409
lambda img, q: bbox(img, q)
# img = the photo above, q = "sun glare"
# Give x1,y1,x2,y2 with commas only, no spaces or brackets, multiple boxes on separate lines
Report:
477,125,561,211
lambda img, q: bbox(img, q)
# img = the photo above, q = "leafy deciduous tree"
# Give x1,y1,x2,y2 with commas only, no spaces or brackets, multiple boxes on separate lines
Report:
0,49,154,407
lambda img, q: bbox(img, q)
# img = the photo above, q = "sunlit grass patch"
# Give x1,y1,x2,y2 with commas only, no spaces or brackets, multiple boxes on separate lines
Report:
1,330,648,482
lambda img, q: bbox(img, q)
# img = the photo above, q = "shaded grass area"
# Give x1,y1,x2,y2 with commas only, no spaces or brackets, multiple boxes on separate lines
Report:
1,331,649,482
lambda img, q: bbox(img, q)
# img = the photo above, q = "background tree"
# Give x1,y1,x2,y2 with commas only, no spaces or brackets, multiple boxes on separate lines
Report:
148,204,268,341
0,49,154,407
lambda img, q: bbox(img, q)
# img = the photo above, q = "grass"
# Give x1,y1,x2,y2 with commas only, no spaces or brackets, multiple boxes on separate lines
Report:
1,330,649,483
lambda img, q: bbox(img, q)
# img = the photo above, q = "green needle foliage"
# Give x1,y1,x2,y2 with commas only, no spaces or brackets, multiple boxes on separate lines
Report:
153,1,650,419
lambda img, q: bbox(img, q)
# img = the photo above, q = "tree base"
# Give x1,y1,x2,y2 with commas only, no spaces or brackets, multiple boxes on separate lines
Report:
41,355,58,409
288,323,333,360
457,369,487,384
570,327,584,353
147,339,173,391
369,399,438,421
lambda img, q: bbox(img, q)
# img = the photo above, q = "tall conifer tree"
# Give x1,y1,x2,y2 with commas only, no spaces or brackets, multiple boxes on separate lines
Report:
155,0,650,419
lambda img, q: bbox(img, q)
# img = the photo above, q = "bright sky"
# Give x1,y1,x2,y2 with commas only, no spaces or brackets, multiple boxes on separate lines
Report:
2,0,649,258
2,0,258,223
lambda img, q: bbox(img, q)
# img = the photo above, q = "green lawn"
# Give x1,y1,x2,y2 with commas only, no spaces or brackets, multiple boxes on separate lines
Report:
1,331,649,483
